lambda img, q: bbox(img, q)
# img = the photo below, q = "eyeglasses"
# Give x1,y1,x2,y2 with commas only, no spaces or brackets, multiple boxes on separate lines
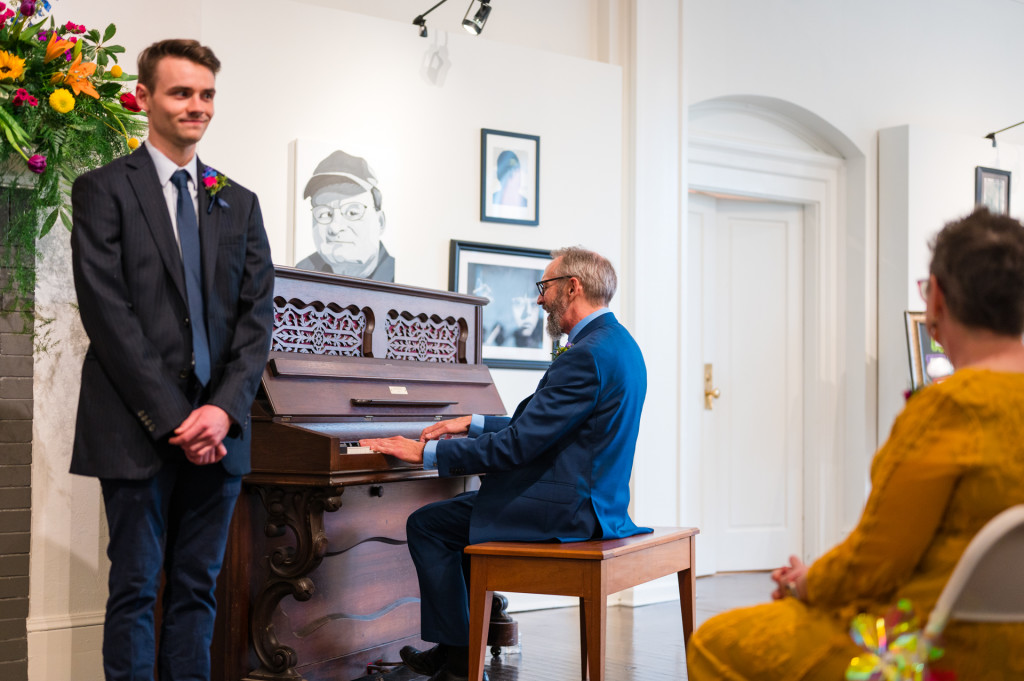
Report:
917,278,930,302
536,275,574,296
312,202,367,224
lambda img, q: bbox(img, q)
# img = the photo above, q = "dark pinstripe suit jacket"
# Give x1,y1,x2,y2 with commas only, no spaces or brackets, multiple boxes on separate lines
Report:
69,146,274,478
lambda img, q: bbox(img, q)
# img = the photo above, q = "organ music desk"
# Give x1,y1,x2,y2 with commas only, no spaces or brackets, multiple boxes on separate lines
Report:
211,267,507,681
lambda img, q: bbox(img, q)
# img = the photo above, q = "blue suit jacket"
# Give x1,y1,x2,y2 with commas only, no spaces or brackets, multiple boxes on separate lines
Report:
70,147,274,478
435,312,649,543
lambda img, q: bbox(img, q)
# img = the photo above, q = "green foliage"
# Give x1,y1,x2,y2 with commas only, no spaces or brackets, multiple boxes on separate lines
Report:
0,7,146,321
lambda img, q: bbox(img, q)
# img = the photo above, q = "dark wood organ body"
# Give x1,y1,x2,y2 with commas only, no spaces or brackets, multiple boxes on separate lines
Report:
212,267,505,681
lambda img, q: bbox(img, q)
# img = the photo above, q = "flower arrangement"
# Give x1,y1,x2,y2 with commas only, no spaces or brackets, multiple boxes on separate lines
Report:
0,0,146,315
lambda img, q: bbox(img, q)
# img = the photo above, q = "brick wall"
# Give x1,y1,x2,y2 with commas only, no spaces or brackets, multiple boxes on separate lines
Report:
0,198,32,680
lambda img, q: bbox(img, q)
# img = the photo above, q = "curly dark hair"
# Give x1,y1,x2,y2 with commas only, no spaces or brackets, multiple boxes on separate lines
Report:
930,207,1024,336
137,39,221,90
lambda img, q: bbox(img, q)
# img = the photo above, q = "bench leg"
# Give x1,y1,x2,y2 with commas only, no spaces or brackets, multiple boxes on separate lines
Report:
677,538,696,643
580,593,606,681
469,578,494,681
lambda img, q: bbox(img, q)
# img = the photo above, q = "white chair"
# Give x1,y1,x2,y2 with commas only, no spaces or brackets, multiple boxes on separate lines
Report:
924,504,1024,640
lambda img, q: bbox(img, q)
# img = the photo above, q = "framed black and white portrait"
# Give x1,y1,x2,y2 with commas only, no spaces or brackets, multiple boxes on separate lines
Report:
480,129,539,226
289,139,395,282
449,240,552,369
975,166,1011,215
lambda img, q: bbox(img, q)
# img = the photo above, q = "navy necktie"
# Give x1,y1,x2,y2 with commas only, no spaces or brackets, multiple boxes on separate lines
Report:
170,169,211,386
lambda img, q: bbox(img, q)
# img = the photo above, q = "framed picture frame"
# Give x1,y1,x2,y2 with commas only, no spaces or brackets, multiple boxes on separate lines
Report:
975,166,1011,215
904,311,953,390
449,240,553,369
480,129,540,226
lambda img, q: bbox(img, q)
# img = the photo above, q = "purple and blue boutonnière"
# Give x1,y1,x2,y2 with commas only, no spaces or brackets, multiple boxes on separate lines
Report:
201,166,230,214
552,342,573,360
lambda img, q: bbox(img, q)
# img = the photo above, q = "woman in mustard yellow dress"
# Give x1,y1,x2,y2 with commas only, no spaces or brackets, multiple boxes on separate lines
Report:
687,208,1024,680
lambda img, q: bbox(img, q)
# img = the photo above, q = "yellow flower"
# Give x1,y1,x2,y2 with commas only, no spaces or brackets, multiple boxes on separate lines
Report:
0,50,25,81
49,89,75,114
44,33,74,63
110,65,123,78
127,137,140,150
57,54,99,99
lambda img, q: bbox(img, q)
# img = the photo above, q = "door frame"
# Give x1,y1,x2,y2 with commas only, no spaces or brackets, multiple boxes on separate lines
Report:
686,134,845,567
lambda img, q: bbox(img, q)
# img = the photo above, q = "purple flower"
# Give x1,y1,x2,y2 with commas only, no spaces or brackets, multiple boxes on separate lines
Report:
27,154,46,174
18,0,34,17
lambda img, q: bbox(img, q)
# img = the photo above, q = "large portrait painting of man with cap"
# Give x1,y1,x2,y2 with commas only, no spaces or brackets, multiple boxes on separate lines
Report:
290,140,395,281
480,128,540,226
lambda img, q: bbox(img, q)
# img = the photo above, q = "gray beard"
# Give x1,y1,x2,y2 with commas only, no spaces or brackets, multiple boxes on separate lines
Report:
545,293,568,340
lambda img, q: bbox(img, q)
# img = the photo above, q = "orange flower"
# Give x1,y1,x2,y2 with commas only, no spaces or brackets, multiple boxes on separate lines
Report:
56,53,99,99
44,33,74,63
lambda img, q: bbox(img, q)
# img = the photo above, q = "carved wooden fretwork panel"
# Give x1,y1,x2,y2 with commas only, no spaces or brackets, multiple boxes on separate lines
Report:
272,298,371,356
385,311,464,363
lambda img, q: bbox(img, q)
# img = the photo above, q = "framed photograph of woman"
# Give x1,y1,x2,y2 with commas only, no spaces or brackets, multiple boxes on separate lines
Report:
480,129,540,226
975,166,1011,215
449,240,553,369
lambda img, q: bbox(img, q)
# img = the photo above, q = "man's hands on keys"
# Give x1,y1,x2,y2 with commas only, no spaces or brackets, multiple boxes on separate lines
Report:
359,417,473,464
358,436,425,464
419,415,472,442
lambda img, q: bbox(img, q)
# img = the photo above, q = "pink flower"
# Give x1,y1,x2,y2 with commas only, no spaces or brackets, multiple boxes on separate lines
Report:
203,176,217,188
12,87,28,105
24,94,37,106
27,154,46,174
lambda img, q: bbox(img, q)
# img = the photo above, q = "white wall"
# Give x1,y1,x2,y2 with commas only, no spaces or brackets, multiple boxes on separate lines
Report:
878,125,1024,436
682,0,1024,535
28,2,621,678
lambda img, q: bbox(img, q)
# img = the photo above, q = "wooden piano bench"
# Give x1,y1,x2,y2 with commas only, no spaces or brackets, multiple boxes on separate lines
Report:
464,526,699,681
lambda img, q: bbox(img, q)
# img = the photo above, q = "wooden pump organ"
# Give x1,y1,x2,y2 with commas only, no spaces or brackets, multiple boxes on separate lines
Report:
212,267,508,681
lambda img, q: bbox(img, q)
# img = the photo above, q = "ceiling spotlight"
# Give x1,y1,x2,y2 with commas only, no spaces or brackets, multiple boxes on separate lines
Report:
412,0,450,38
413,14,428,37
462,0,491,35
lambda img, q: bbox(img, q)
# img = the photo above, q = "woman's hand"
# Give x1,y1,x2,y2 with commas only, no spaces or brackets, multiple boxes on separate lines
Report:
771,555,808,601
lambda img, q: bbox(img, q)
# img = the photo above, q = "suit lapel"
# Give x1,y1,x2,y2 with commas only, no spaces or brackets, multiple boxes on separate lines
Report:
196,158,219,303
125,148,187,303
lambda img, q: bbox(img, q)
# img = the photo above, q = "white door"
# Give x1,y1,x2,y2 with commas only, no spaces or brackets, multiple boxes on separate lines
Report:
690,194,804,571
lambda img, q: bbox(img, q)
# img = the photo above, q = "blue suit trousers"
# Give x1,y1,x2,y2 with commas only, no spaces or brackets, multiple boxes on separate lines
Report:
100,460,241,681
407,491,477,646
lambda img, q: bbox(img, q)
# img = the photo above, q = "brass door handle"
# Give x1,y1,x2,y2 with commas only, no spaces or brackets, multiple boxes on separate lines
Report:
704,363,721,410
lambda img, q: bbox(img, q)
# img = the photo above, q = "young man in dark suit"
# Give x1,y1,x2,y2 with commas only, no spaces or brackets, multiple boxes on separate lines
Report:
361,247,649,681
69,39,274,681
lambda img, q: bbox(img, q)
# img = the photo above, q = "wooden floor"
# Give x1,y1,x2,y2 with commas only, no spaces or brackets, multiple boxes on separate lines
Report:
363,572,770,681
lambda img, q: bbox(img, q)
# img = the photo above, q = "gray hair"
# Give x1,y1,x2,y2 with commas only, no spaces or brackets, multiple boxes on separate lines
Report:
550,246,617,306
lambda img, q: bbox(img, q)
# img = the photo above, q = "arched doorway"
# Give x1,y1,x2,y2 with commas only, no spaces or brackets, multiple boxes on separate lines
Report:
684,96,870,573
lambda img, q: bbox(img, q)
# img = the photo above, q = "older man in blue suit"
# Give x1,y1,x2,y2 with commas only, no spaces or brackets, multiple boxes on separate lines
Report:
361,246,649,681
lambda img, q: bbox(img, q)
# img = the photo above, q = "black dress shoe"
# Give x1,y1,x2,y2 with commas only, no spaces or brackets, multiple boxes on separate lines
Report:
400,644,446,676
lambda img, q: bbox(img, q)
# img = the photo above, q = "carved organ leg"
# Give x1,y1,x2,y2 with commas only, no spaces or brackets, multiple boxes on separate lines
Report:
244,486,343,681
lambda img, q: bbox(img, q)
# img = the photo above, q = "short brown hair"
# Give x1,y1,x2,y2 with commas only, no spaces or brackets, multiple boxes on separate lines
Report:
137,39,221,90
930,207,1024,335
550,246,618,306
